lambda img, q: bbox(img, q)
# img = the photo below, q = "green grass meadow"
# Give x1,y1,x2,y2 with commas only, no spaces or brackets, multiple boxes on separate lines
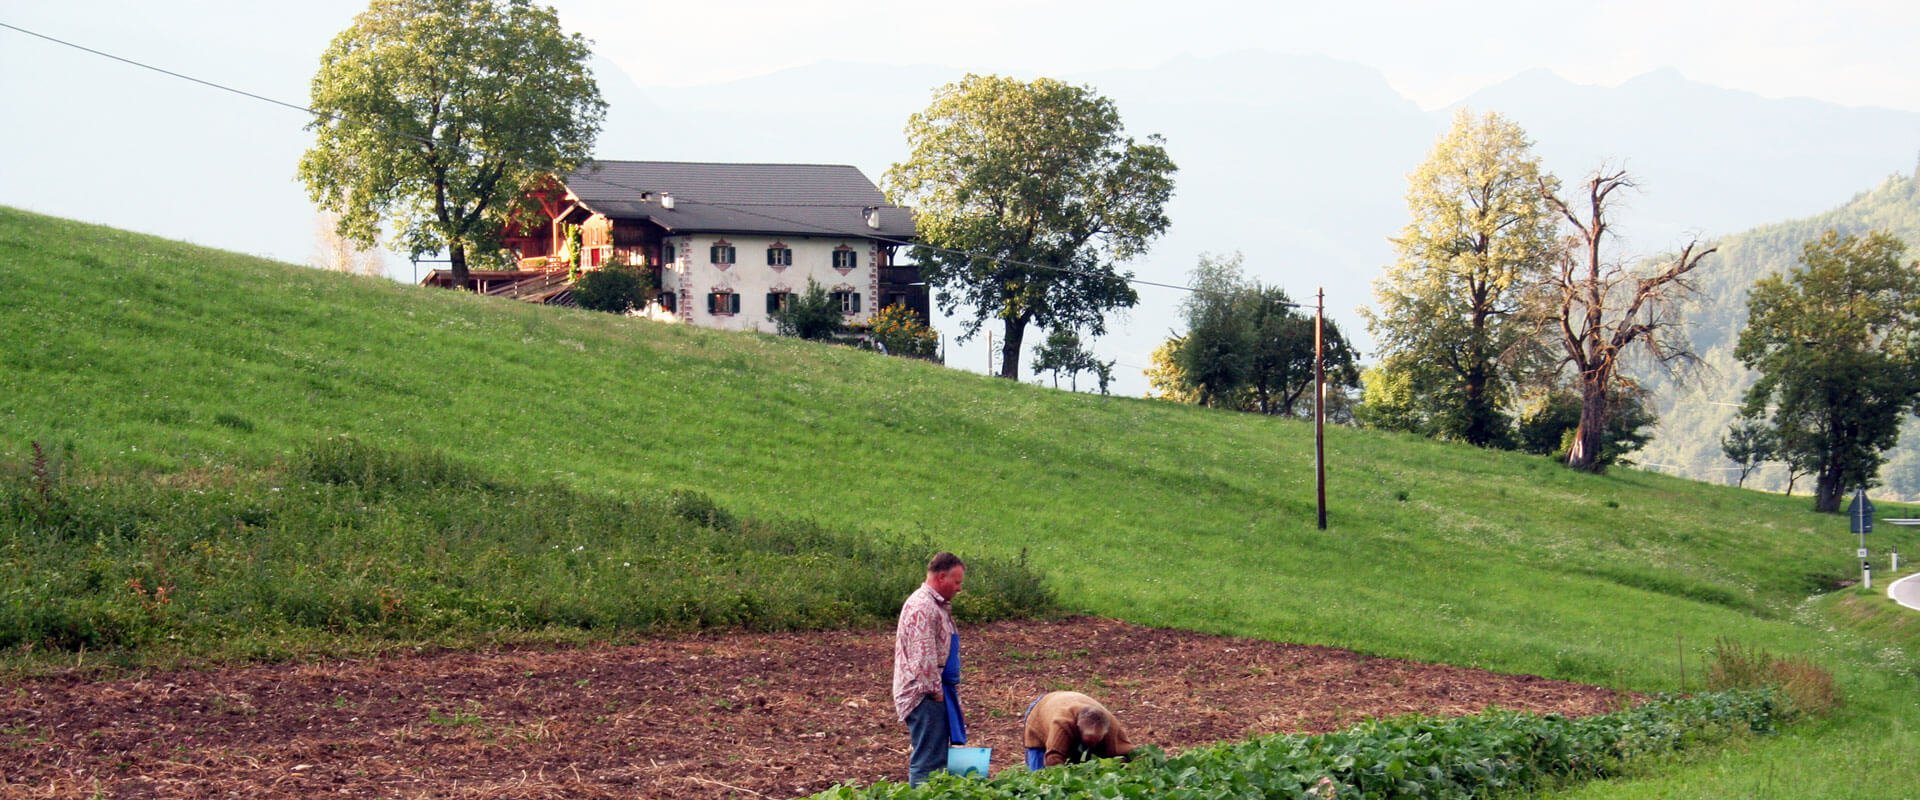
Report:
3,206,1918,796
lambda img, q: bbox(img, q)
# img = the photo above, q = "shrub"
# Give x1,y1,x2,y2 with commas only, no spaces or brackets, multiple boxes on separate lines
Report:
774,279,846,340
1707,637,1839,718
867,304,939,359
667,487,737,530
573,265,652,313
1513,387,1656,469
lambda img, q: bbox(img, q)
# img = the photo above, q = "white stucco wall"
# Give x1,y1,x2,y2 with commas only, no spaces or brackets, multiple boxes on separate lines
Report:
649,234,880,332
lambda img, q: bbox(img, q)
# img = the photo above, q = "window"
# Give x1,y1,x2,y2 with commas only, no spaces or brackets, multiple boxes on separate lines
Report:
707,291,741,315
767,246,792,267
663,243,677,263
830,290,863,314
832,249,859,269
766,291,793,313
658,291,677,312
710,243,736,265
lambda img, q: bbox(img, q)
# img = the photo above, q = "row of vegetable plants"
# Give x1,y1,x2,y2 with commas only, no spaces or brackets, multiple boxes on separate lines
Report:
815,690,1781,800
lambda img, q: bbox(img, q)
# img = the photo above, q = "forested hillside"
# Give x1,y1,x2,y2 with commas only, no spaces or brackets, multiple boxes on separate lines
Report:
1638,165,1920,498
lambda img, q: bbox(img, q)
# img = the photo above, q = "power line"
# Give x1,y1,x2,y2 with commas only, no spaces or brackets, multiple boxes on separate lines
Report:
0,20,433,149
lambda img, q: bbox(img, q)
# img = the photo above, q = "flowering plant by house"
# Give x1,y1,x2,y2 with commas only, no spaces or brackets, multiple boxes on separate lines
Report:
867,305,938,359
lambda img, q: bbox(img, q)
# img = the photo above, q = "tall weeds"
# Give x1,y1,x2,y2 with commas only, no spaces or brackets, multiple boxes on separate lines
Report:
0,441,1057,666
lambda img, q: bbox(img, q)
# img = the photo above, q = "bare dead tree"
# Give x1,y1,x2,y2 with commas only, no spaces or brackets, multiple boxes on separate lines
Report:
1542,168,1717,472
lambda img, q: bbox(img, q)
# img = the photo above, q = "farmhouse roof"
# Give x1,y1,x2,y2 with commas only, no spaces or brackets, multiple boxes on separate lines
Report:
560,160,915,240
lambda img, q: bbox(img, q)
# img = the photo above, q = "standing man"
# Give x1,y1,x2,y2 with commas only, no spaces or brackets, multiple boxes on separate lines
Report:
892,552,966,786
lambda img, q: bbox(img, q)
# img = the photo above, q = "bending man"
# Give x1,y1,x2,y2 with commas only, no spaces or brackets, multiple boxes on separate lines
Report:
1022,690,1136,770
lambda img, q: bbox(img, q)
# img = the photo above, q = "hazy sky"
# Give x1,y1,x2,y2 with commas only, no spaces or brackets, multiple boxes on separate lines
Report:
5,1,1916,111
554,0,1920,111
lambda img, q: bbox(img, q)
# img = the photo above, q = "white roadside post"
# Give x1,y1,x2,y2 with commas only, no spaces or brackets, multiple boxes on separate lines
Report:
1887,519,1920,574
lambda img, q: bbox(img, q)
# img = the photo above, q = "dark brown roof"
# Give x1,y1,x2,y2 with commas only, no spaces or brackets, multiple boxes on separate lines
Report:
561,160,915,240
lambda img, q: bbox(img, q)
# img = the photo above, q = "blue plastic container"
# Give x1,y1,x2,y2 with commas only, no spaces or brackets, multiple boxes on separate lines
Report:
947,746,991,778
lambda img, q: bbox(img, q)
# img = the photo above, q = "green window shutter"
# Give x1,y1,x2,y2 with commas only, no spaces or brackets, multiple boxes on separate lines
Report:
766,293,778,314
730,293,741,314
707,293,717,314
853,292,863,313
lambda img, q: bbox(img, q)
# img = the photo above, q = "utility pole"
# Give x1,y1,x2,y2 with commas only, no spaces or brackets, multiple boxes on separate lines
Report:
1314,287,1327,530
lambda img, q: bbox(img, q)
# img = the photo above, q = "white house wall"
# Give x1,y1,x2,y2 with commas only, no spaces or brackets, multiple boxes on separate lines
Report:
652,234,881,332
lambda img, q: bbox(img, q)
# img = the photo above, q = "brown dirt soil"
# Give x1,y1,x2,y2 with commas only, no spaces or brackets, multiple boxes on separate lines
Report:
0,617,1624,799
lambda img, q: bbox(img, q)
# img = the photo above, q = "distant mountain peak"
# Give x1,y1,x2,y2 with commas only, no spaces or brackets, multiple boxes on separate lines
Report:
1621,66,1691,85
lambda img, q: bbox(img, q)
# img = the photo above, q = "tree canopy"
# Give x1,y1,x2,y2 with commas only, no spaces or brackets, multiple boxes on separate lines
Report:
299,0,605,288
1030,327,1112,393
1363,109,1558,446
1158,253,1360,417
885,74,1175,380
1735,229,1920,511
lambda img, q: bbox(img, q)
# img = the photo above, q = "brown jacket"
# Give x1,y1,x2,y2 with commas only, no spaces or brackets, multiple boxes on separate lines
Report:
1021,691,1135,767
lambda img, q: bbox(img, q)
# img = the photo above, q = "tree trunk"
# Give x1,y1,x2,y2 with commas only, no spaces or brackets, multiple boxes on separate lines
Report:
998,318,1027,380
1461,363,1499,447
1566,377,1609,472
1814,466,1843,513
449,242,470,292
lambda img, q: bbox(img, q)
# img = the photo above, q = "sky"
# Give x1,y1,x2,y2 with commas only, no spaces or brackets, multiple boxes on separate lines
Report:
5,1,1915,119
554,0,1920,112
3,0,1918,392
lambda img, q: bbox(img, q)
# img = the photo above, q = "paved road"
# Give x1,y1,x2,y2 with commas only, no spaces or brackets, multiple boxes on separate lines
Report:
1891,573,1920,612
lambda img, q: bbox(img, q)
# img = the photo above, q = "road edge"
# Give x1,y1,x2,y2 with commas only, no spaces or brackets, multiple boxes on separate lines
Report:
1888,572,1920,612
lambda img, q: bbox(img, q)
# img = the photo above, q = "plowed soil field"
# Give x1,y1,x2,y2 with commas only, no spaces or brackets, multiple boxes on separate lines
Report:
0,617,1623,799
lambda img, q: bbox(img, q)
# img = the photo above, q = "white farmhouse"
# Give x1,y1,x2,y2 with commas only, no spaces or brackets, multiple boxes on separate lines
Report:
488,160,925,331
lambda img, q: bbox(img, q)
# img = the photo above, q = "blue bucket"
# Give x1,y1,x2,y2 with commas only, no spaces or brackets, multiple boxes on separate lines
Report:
947,746,991,778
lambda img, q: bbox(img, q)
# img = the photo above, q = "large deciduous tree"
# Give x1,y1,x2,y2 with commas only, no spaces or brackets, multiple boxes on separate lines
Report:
299,0,605,289
1541,169,1715,472
1364,110,1559,446
1176,253,1258,407
1735,230,1920,512
886,75,1175,379
1163,252,1360,416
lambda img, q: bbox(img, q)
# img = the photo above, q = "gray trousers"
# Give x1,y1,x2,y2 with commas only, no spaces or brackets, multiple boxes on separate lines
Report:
905,695,950,786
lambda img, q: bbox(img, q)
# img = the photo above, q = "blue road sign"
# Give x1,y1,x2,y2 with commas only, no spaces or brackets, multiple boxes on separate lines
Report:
1848,489,1875,534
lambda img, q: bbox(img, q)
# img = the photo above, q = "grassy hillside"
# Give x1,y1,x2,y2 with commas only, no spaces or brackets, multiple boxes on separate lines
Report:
2,207,1918,797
